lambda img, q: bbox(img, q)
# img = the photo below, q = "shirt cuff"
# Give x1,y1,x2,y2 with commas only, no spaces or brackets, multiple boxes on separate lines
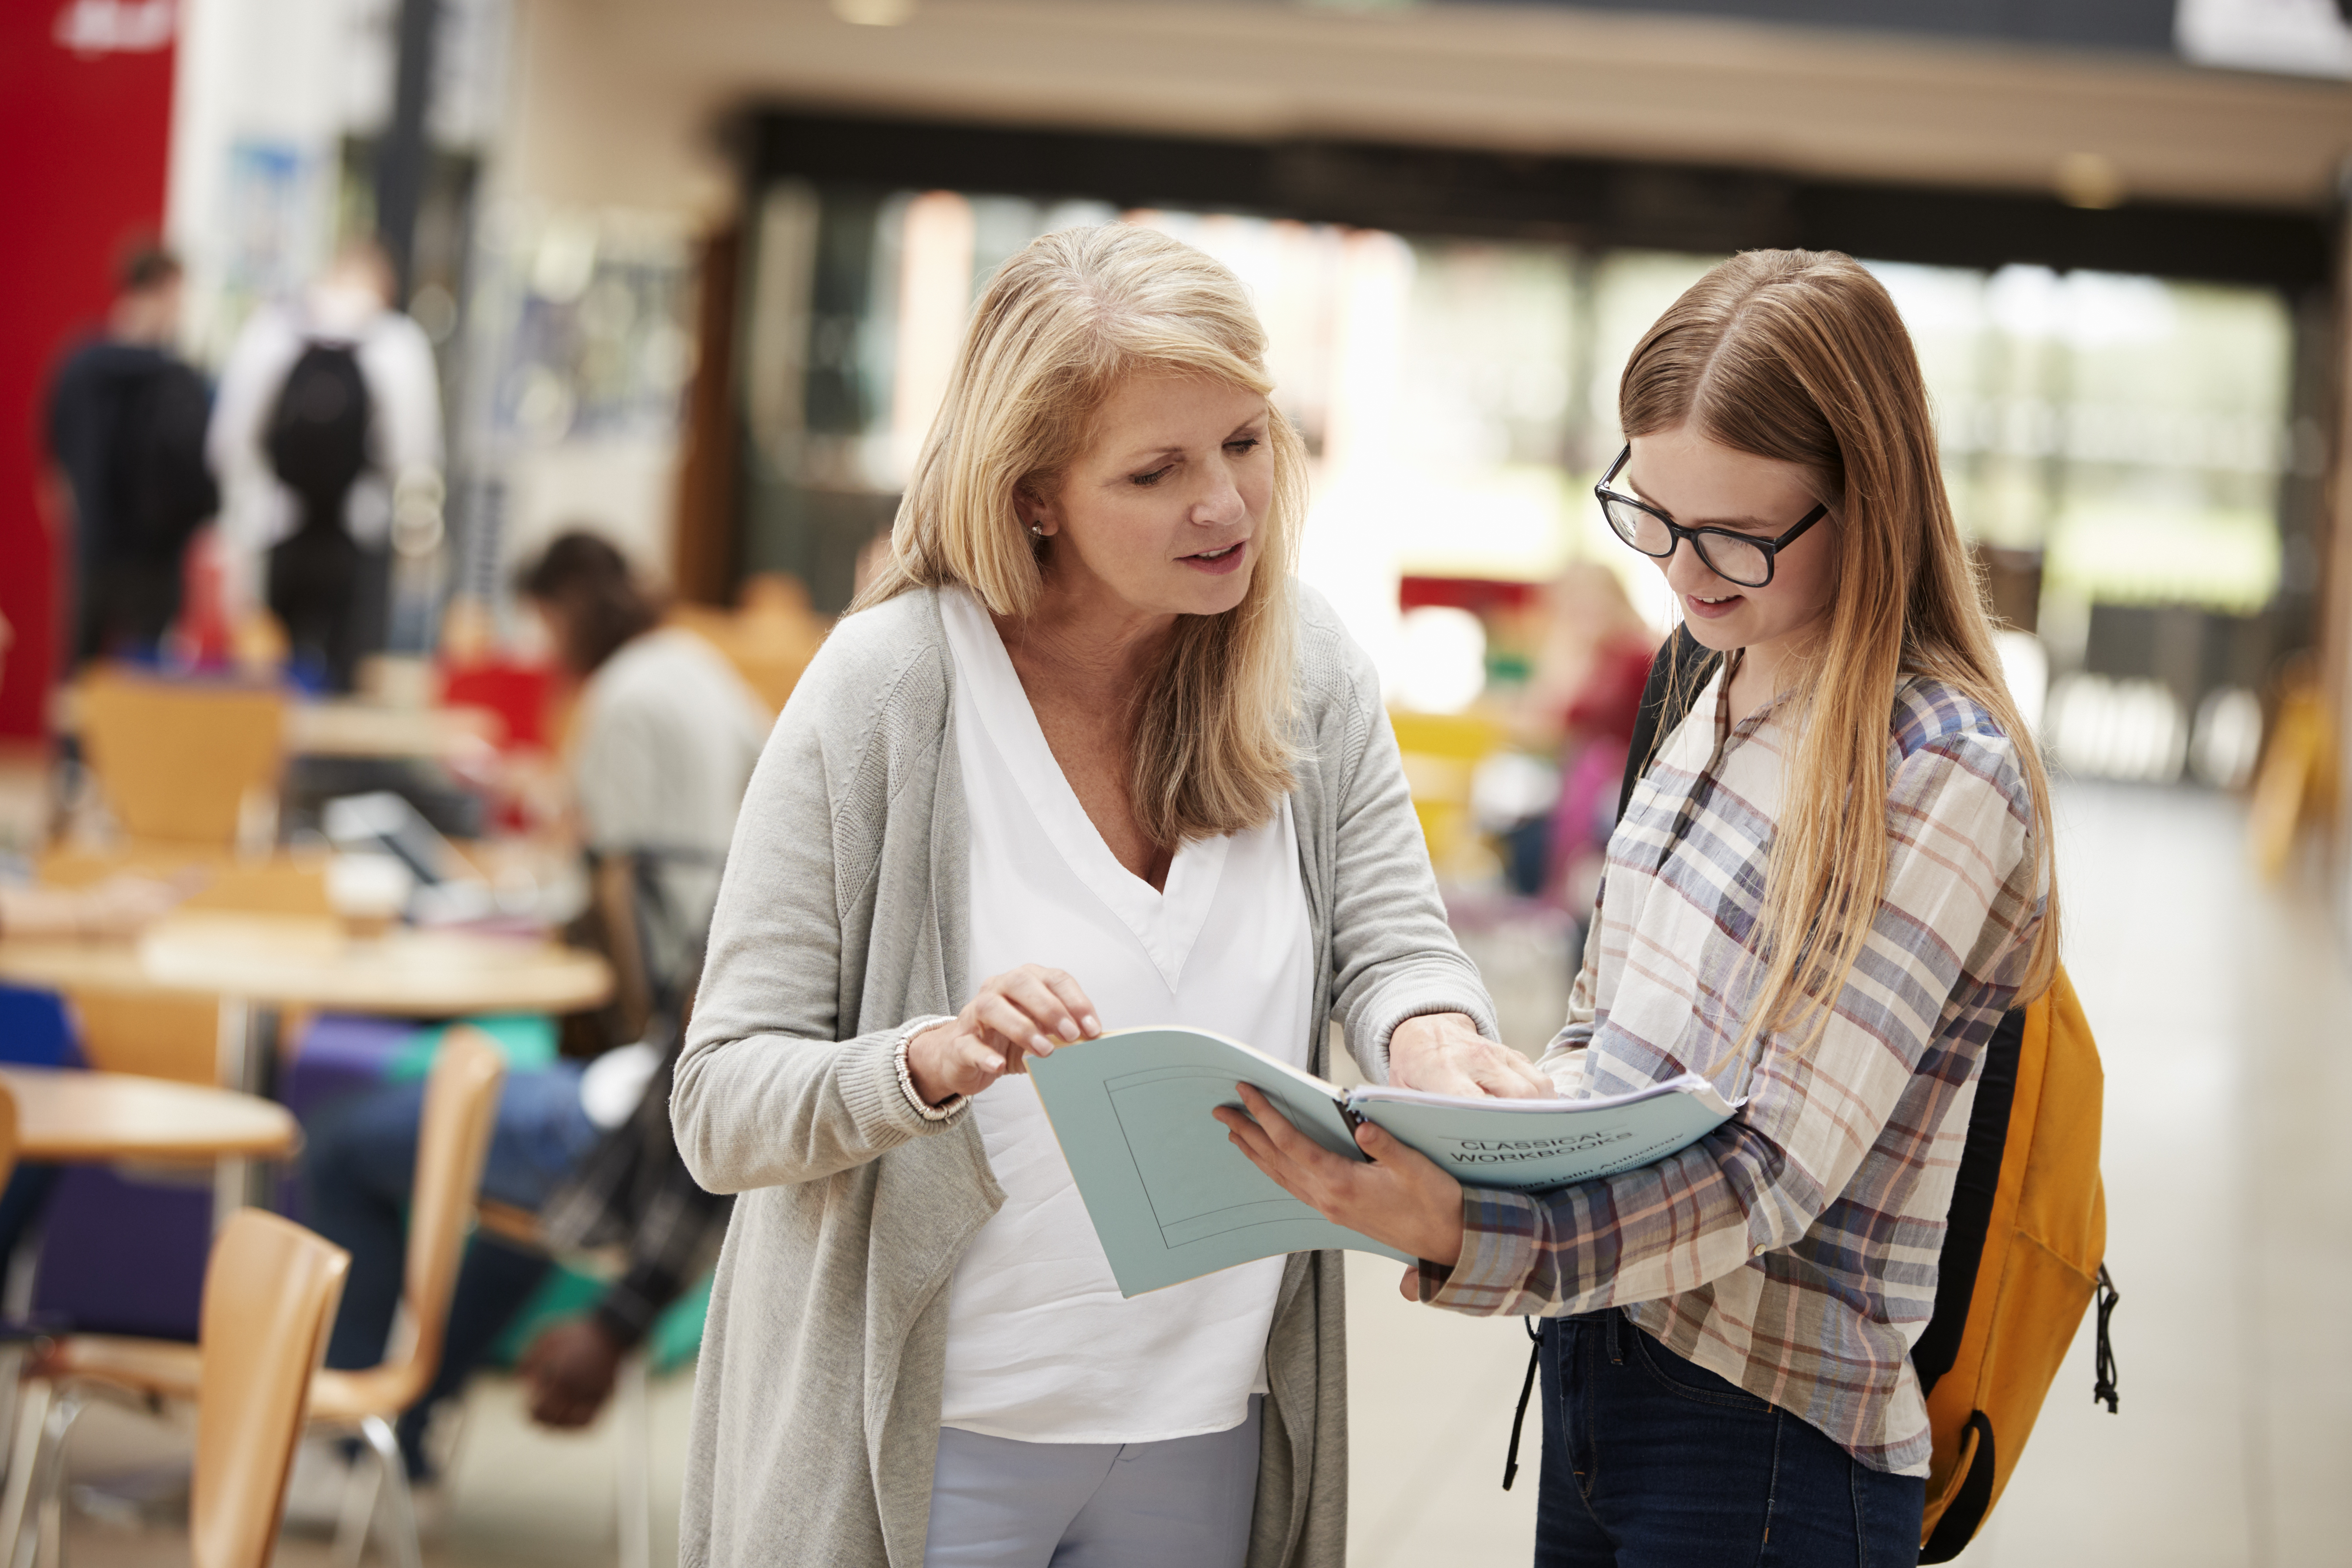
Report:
1418,1187,1544,1315
893,1015,967,1123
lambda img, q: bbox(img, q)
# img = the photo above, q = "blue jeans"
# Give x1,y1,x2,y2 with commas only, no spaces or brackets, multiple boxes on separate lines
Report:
1536,1312,1923,1567
301,1065,600,1474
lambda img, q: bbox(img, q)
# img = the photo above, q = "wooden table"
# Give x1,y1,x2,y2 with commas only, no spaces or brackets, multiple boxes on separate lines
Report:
287,699,503,761
0,1066,298,1165
0,911,612,1017
50,686,505,762
0,912,609,1218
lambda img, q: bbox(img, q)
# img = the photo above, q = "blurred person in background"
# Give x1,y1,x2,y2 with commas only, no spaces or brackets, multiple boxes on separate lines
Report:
670,224,1535,1568
293,531,768,1491
1524,562,1658,914
42,246,217,666
1221,250,2059,1566
207,239,441,692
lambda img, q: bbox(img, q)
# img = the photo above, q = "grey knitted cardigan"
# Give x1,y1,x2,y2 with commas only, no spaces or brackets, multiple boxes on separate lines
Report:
671,583,1500,1568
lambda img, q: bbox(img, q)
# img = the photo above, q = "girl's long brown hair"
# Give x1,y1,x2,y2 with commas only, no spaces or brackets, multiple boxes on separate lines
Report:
1621,249,2059,1052
852,224,1304,846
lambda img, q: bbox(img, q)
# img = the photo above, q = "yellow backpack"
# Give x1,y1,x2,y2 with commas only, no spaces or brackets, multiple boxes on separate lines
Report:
1913,967,2117,1559
1604,631,2120,1557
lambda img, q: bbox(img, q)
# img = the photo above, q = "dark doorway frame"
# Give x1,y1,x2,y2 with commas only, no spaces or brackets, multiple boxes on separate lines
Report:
740,110,2330,293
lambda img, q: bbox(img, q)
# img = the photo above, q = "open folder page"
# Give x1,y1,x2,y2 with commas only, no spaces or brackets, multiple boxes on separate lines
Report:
1027,1026,1739,1297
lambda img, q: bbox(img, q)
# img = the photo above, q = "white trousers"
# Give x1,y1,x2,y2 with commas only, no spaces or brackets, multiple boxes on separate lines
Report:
922,1398,1262,1568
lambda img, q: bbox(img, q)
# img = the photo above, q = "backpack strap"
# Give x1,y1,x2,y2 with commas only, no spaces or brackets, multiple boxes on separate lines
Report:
1615,626,1722,825
1912,1006,2024,1393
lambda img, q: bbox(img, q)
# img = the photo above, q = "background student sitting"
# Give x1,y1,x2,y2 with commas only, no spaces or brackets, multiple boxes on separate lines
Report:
296,531,770,1481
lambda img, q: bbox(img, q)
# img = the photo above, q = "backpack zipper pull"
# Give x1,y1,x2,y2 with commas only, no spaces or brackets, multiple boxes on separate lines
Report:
2092,1263,2121,1414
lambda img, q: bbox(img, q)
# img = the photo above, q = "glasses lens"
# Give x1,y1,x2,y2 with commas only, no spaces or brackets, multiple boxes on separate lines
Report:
1601,495,1673,557
1693,532,1771,587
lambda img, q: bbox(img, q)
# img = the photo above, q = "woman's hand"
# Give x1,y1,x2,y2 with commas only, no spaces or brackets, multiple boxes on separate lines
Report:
1389,1012,1554,1099
905,964,1102,1106
1214,1083,1465,1267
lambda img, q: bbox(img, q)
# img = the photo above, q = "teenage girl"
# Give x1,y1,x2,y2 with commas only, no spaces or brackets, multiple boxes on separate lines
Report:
1219,248,2059,1565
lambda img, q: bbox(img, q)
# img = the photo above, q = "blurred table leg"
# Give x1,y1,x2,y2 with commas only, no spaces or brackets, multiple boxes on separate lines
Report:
616,1350,651,1568
211,1000,258,1229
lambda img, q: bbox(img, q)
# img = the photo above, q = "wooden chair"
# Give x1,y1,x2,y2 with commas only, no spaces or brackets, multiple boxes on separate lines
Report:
190,1213,351,1568
27,1029,506,1568
666,572,827,716
7,1212,349,1568
72,672,286,848
36,848,331,1087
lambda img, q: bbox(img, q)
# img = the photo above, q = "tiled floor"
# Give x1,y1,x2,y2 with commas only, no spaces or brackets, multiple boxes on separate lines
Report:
1951,782,2352,1568
46,780,2352,1564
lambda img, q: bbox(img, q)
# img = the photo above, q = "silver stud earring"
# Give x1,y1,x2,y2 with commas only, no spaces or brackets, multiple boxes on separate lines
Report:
1029,523,1045,538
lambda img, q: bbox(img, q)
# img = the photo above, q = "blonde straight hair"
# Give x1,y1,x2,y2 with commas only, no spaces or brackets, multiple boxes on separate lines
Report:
1620,249,2060,1051
853,224,1306,846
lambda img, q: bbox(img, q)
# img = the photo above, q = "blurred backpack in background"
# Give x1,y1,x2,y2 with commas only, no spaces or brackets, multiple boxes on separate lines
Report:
261,339,378,689
264,340,372,524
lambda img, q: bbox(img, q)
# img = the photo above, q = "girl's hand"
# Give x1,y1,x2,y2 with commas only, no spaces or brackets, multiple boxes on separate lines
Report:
1213,1083,1465,1267
1390,1012,1554,1099
906,964,1102,1105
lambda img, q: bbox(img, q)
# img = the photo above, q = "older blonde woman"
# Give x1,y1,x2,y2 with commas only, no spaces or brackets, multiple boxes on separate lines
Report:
672,224,1545,1568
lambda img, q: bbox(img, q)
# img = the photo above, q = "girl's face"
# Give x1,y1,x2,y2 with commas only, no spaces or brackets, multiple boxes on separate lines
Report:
1032,372,1274,623
1622,427,1837,663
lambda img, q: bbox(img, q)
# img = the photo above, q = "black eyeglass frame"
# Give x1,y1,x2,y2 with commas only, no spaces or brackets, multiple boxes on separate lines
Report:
1593,444,1829,589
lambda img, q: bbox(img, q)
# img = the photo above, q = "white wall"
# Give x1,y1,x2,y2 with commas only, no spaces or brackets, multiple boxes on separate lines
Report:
502,0,2352,215
167,0,352,362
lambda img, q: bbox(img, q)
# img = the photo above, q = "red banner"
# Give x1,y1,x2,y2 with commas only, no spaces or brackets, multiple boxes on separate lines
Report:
0,1,179,739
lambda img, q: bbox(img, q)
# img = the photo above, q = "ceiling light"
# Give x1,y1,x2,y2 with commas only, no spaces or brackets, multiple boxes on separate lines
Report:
2054,152,2126,211
832,0,915,24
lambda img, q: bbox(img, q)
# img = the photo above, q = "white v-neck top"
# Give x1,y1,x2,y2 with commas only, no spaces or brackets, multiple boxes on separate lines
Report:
934,588,1315,1444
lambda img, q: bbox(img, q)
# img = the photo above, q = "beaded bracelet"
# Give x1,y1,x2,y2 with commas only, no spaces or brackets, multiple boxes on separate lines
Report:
893,1015,965,1123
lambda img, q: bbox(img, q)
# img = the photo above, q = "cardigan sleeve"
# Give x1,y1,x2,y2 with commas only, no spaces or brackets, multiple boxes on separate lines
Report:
670,626,967,1195
1306,605,1503,1080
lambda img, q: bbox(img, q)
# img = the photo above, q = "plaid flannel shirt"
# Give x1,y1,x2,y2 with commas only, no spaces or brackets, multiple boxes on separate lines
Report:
1423,661,2043,1475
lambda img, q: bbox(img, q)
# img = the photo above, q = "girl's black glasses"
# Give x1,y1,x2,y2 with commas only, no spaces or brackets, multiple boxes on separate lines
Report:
1593,445,1828,589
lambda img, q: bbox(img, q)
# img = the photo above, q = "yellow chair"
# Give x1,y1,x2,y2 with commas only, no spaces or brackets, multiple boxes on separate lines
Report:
1388,709,1507,878
72,672,287,848
32,1028,507,1568
2249,676,2336,881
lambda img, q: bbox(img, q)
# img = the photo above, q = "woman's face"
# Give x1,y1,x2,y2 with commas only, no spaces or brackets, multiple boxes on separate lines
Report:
1033,372,1273,622
1622,426,1837,662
